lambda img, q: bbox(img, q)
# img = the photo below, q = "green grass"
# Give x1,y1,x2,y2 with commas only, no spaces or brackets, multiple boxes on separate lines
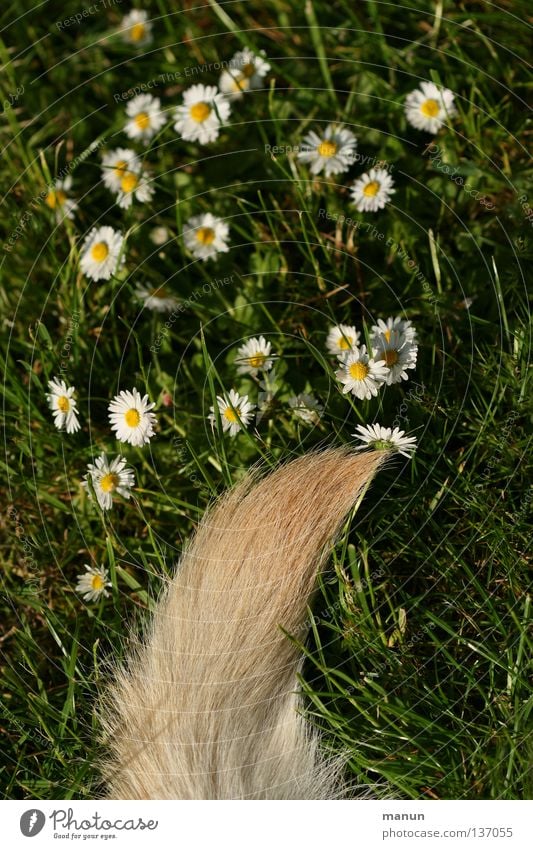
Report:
1,0,531,800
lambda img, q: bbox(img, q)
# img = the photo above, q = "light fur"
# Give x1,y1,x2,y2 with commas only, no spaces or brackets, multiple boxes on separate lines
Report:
102,448,385,799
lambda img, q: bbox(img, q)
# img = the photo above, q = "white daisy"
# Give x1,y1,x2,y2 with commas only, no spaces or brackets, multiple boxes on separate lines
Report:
44,176,77,222
108,388,157,446
350,167,395,213
79,226,125,281
114,164,155,209
288,392,323,425
120,9,152,46
209,388,255,437
75,564,111,602
372,329,418,385
297,125,357,177
352,423,418,458
46,377,81,434
183,212,230,262
125,94,166,144
335,345,389,400
83,453,135,511
219,48,271,100
370,316,417,345
235,336,274,376
101,148,140,192
404,81,457,134
326,324,361,359
135,282,179,313
150,226,169,246
173,84,231,144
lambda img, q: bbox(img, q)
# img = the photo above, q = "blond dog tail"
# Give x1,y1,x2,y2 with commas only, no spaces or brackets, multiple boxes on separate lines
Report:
103,448,385,799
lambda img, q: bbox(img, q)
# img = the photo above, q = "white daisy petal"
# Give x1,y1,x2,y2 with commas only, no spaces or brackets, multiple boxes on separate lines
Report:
80,226,125,281
46,376,81,434
219,49,271,100
173,84,231,144
234,336,274,376
183,212,229,262
350,167,395,213
288,392,323,425
370,316,417,345
209,388,255,437
101,148,141,192
404,81,457,134
120,10,152,46
135,283,179,313
326,324,361,358
82,453,136,511
335,345,389,400
125,94,166,144
352,423,418,458
75,564,111,601
297,124,357,177
108,388,157,446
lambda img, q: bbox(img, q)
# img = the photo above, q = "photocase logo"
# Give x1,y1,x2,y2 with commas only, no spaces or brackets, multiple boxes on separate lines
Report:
20,809,46,837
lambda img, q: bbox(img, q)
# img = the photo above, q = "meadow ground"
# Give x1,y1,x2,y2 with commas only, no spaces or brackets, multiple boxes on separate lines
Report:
0,0,531,800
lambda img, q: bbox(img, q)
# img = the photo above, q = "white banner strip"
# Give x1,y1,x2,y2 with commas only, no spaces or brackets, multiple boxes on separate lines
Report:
3,799,531,848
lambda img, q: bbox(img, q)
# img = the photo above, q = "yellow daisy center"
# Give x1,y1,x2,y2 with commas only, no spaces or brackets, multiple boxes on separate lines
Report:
231,75,249,93
45,190,67,209
223,407,238,423
130,22,146,42
248,354,266,368
420,98,440,118
91,241,109,262
91,574,105,590
100,472,119,493
381,349,398,367
242,62,255,78
134,111,150,130
317,140,337,158
189,102,211,123
363,181,380,197
338,335,353,350
125,408,141,427
57,395,70,412
120,172,139,193
113,160,128,177
349,362,369,381
196,226,215,245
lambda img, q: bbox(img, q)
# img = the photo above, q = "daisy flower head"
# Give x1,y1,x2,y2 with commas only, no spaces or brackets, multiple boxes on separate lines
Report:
125,94,166,144
404,81,457,134
371,316,417,345
76,564,111,602
183,213,230,262
297,125,357,177
108,388,157,446
288,392,323,425
209,388,255,437
352,423,418,458
120,9,152,46
173,84,231,144
150,225,169,246
326,324,361,359
235,336,274,376
80,226,124,281
135,282,179,313
219,48,271,100
44,176,77,222
335,345,389,400
114,163,155,209
350,167,395,213
83,453,135,511
101,148,140,192
46,377,81,434
372,330,418,385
